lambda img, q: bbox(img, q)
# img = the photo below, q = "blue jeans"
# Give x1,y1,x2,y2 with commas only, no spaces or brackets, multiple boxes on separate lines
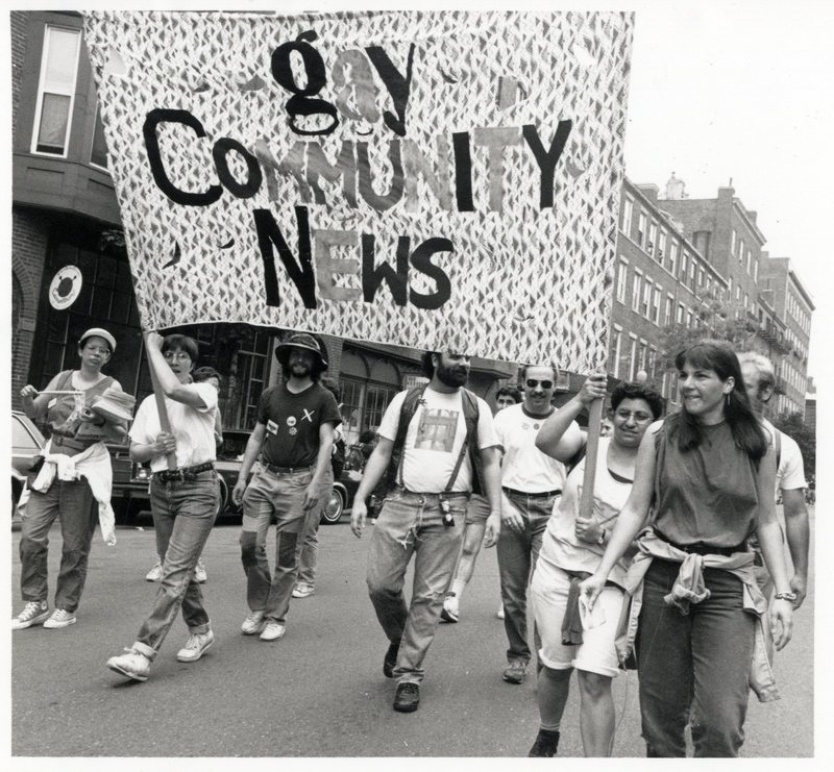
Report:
636,558,756,757
133,472,218,658
19,476,97,613
239,467,312,622
496,490,558,664
366,490,467,684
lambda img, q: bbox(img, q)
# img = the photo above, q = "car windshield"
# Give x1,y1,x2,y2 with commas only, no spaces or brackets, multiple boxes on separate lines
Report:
13,415,42,450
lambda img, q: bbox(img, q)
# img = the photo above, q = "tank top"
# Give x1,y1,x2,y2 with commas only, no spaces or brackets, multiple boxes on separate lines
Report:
652,418,760,549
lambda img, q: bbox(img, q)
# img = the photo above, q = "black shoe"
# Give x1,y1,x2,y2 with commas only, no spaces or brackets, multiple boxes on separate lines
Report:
383,640,400,678
528,729,560,757
393,682,420,713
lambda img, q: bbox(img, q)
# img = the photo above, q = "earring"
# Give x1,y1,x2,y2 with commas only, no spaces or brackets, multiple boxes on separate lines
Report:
725,393,731,408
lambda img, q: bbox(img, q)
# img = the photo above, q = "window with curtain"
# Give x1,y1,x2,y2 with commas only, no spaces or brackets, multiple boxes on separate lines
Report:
32,26,81,156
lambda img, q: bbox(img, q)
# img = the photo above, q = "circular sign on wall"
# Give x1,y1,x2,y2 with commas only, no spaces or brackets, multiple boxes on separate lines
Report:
48,266,83,310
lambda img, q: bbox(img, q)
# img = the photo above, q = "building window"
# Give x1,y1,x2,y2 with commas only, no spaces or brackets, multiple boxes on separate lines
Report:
680,251,688,284
738,238,745,264
641,280,652,318
731,229,737,257
753,259,758,282
620,196,634,235
32,25,82,157
657,228,666,261
616,258,628,303
664,294,673,327
647,221,658,256
90,104,109,169
637,211,648,249
746,249,752,274
668,240,678,276
652,285,662,325
631,270,643,313
676,302,685,323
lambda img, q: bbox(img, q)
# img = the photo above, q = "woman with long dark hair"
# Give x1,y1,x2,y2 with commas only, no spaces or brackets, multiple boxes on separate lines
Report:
580,340,793,757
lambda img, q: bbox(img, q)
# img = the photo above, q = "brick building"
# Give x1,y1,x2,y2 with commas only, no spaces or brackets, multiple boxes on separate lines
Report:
612,175,814,419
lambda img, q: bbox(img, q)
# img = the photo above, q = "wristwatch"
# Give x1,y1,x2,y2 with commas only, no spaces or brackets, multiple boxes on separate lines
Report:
774,592,797,603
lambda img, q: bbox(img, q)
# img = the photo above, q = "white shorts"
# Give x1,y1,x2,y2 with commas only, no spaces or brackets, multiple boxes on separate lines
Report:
530,558,625,678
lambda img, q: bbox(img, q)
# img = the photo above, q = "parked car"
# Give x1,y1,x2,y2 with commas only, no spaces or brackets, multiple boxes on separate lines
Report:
11,410,45,528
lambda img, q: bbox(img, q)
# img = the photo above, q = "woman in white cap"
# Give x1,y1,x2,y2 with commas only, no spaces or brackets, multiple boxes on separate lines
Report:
14,328,126,630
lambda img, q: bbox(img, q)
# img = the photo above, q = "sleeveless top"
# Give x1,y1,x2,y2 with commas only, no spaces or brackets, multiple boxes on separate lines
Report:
652,418,760,549
48,370,116,446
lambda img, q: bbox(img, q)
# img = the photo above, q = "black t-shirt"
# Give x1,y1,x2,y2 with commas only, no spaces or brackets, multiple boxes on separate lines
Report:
257,382,342,468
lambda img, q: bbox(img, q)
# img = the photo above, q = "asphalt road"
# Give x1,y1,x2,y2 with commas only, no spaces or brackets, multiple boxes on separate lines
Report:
9,507,814,758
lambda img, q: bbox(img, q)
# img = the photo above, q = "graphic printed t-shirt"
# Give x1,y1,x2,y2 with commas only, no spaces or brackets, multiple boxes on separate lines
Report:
258,383,341,468
130,382,218,472
494,403,568,492
377,386,498,493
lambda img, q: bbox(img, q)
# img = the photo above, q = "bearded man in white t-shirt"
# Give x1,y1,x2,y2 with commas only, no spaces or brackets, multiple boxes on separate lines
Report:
350,350,503,714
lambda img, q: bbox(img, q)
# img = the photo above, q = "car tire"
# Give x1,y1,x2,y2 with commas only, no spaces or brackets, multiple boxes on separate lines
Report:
320,486,346,525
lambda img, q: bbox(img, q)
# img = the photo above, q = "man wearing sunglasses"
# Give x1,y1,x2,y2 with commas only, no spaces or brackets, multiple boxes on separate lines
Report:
494,364,568,685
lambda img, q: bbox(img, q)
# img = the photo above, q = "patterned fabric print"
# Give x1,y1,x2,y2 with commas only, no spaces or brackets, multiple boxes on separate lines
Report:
84,11,633,368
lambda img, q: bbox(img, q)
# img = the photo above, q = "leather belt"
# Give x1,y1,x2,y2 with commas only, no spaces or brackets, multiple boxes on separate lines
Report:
395,487,469,499
502,486,562,500
51,435,97,451
154,462,215,482
262,462,314,475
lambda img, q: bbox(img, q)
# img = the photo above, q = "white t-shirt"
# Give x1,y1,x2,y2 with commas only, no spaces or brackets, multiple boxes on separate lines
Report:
493,403,568,493
763,419,807,494
377,386,498,493
129,383,218,472
537,438,634,588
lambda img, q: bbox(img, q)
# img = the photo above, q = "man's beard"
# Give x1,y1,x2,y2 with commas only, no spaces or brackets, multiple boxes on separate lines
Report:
290,361,311,378
436,361,468,387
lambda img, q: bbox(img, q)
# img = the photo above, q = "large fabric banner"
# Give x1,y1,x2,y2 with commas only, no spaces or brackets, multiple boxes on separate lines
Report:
84,10,633,369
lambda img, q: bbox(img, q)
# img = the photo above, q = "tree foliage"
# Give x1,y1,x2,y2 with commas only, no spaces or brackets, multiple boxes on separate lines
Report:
772,411,816,479
659,295,790,370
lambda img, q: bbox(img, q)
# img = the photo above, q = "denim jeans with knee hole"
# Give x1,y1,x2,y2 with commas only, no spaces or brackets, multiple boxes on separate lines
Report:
133,472,218,658
239,467,312,622
366,490,467,685
19,476,97,613
497,491,558,664
636,558,756,757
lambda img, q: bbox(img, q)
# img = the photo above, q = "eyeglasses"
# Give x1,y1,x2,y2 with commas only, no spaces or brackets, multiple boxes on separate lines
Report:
163,351,192,361
84,345,111,355
526,379,553,390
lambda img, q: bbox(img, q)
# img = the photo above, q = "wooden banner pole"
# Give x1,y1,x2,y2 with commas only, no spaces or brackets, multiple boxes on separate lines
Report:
577,372,605,520
144,332,177,471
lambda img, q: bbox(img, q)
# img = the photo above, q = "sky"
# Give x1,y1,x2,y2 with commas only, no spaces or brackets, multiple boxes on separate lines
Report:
621,0,834,382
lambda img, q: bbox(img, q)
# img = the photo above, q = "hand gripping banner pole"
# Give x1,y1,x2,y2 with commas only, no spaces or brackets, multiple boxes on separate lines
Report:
144,332,177,471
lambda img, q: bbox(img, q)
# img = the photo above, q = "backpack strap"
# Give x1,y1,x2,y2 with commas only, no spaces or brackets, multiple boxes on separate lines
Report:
459,388,483,495
391,386,427,489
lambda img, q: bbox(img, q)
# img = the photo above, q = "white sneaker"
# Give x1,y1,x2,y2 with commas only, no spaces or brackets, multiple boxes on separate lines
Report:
12,600,49,630
496,604,505,620
241,610,266,635
259,620,286,642
176,629,215,662
194,561,208,584
145,563,163,582
107,647,151,682
292,583,315,599
43,608,77,629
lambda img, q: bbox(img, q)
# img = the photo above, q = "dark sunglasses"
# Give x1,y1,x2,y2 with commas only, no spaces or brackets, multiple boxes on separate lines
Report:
526,379,553,390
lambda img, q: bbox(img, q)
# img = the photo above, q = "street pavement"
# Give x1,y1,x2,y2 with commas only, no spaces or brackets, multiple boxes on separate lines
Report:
8,508,814,758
